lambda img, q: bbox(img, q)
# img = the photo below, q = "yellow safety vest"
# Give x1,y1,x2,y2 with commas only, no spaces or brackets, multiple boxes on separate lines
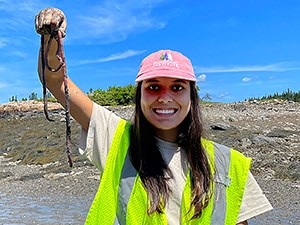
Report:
85,119,251,224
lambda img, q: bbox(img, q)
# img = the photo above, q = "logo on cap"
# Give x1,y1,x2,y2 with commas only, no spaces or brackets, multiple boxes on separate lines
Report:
160,52,173,61
153,52,178,68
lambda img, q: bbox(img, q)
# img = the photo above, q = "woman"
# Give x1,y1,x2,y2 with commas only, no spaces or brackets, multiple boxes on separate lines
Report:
35,8,272,225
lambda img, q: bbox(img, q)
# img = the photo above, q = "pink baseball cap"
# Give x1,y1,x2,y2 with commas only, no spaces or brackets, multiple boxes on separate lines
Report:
135,50,196,82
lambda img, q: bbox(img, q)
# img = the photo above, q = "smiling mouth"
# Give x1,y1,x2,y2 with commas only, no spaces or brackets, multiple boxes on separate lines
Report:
154,108,178,115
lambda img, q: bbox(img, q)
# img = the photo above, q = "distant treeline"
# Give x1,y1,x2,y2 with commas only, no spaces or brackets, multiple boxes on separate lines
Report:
9,92,57,103
9,87,300,105
8,85,136,106
247,89,300,102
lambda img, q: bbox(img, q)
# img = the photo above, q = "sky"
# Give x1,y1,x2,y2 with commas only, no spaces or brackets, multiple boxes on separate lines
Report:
0,0,300,104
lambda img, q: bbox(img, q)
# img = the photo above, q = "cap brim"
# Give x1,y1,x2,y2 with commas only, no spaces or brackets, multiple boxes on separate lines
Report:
135,71,196,82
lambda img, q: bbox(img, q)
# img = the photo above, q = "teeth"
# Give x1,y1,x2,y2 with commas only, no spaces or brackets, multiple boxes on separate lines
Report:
155,109,175,114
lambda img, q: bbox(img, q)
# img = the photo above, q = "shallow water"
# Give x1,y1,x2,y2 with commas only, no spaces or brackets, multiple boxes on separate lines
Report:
0,193,90,225
1,193,299,225
250,208,300,225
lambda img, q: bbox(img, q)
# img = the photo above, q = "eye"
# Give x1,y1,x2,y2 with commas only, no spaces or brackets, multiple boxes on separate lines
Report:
148,85,160,91
172,85,183,92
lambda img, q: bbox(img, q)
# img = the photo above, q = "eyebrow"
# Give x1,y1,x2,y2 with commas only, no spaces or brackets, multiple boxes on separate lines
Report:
144,79,188,84
173,79,188,84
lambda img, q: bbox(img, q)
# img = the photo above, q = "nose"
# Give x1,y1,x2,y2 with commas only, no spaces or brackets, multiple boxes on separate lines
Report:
157,90,173,103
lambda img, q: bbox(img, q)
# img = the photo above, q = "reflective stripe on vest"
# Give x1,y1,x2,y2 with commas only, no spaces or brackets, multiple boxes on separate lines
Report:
85,119,251,225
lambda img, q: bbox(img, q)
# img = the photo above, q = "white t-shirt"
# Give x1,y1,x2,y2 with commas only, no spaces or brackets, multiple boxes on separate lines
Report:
79,103,273,224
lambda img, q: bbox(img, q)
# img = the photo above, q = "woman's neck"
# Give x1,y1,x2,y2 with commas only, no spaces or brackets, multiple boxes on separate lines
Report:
154,127,179,143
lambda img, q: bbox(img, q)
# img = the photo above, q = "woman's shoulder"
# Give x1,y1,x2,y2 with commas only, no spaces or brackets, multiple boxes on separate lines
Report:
201,138,250,160
92,102,125,123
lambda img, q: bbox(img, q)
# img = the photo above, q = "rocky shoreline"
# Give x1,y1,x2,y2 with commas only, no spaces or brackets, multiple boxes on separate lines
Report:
1,100,299,224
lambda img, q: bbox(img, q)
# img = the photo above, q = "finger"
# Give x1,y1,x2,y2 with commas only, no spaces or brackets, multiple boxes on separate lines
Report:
50,8,67,37
35,14,39,31
36,11,43,30
35,13,46,34
59,20,67,37
52,10,64,28
43,8,54,26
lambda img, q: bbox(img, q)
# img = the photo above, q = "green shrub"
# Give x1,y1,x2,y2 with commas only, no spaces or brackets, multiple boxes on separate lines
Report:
247,89,300,102
88,84,136,106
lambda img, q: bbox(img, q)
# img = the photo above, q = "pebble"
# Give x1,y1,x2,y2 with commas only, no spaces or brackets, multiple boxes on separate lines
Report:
0,99,299,224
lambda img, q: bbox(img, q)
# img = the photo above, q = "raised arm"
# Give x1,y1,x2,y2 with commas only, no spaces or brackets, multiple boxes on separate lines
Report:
35,8,93,130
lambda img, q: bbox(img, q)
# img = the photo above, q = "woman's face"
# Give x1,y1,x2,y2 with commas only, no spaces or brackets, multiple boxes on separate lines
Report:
141,77,191,141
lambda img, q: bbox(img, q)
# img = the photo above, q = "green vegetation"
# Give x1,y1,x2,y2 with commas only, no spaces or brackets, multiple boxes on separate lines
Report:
8,87,300,105
9,95,18,102
8,86,136,106
247,89,300,102
87,84,136,106
29,92,38,100
9,92,57,103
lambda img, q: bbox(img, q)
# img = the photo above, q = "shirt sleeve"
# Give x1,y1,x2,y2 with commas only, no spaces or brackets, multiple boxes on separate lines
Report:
79,102,121,172
237,171,273,223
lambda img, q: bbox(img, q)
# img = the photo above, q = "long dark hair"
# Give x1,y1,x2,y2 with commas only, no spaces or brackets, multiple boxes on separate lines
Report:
129,81,213,219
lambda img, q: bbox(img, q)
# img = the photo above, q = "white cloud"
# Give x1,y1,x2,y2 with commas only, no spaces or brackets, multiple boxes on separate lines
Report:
197,74,206,82
1,0,170,44
242,77,253,82
195,62,300,73
0,0,48,50
0,0,43,13
217,92,230,99
78,49,146,65
10,51,27,58
69,0,168,43
0,0,45,27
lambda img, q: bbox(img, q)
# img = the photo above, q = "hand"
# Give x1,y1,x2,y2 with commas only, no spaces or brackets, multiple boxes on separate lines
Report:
35,8,67,38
